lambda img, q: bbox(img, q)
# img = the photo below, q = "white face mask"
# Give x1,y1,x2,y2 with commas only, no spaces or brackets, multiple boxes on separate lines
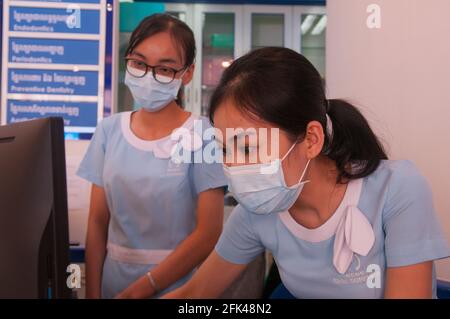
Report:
124,68,184,112
223,142,311,215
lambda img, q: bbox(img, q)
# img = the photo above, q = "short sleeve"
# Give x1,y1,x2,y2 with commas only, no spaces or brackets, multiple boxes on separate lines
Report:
383,161,450,267
215,205,265,265
190,118,227,194
76,120,107,187
191,160,227,194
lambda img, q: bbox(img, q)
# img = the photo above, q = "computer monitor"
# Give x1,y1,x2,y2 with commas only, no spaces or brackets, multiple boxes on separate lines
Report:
0,117,72,298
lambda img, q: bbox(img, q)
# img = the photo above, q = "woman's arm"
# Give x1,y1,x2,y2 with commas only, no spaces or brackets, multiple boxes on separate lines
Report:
85,184,110,299
384,261,433,298
162,250,248,298
115,187,226,299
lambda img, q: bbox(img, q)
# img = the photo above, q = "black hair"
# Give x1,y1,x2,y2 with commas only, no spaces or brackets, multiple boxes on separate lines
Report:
125,13,196,107
209,47,387,183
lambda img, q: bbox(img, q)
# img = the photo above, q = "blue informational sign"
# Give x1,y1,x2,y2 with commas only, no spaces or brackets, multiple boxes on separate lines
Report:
9,6,100,34
9,38,100,65
6,99,98,127
1,0,114,136
8,69,99,95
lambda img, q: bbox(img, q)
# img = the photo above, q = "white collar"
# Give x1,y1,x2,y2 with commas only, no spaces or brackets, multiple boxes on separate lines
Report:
121,111,201,158
279,178,375,274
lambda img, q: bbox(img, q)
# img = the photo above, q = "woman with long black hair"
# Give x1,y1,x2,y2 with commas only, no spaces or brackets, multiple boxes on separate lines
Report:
163,47,449,298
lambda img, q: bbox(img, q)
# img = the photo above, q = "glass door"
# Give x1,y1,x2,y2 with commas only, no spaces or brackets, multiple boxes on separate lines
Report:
243,5,293,54
251,13,285,49
192,5,243,116
294,6,327,78
164,3,195,111
200,12,234,116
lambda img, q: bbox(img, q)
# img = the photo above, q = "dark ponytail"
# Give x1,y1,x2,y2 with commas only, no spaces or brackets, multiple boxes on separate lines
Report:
324,99,387,182
209,47,387,183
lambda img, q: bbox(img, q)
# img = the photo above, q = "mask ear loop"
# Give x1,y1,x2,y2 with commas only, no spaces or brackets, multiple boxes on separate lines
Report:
178,66,189,80
298,159,311,184
280,141,311,185
174,67,189,107
281,142,298,162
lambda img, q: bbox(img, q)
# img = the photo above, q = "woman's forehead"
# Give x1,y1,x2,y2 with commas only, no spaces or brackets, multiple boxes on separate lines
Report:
213,101,283,145
132,32,184,65
213,100,275,131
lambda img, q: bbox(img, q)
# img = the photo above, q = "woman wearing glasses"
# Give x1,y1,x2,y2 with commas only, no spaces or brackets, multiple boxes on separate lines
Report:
76,14,227,299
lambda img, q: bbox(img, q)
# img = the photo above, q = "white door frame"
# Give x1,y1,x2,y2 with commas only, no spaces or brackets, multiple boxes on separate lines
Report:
164,3,196,111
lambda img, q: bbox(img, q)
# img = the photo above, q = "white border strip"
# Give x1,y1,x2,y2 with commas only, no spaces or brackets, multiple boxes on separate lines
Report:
1,0,11,125
65,126,95,133
8,31,101,40
110,0,119,114
9,1,101,10
7,93,99,102
8,62,99,71
96,0,106,121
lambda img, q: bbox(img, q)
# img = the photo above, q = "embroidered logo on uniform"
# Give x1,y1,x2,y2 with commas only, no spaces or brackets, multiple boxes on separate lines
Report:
166,160,186,176
333,258,381,289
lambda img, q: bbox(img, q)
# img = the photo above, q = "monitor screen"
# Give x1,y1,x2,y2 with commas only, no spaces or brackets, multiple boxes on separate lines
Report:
0,117,72,298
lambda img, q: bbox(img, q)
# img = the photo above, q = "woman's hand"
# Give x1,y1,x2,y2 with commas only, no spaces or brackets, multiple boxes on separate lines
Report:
162,251,247,298
115,275,156,299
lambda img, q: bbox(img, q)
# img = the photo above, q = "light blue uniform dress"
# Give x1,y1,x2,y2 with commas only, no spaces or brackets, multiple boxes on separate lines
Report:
77,111,227,298
216,160,450,298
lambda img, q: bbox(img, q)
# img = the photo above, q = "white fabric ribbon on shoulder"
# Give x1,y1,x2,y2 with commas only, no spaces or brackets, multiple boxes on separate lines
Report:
333,205,375,274
279,177,375,275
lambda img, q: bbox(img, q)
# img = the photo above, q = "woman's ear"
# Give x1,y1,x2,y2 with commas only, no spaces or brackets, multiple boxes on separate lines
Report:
304,121,325,159
182,64,195,86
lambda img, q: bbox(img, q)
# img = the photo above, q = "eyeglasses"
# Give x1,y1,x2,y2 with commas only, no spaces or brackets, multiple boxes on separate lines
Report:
125,58,186,84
